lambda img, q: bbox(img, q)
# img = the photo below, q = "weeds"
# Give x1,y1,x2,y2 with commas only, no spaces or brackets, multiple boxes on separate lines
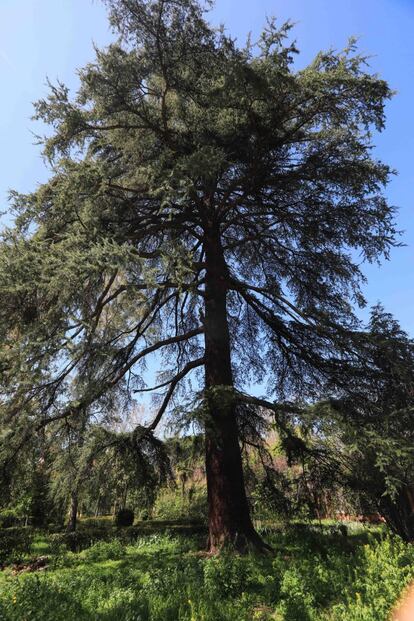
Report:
0,526,411,620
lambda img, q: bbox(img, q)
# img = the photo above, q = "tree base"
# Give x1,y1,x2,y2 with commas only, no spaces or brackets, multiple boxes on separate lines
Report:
207,526,272,555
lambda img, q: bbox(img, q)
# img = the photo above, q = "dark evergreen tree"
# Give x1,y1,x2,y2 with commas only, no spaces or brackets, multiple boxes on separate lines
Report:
330,305,414,540
0,0,396,550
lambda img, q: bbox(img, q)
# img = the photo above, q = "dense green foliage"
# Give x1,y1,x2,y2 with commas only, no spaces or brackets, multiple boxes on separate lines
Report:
0,527,33,566
285,305,414,539
0,525,412,620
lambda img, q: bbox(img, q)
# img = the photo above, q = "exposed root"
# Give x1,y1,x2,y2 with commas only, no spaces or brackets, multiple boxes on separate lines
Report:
207,528,273,555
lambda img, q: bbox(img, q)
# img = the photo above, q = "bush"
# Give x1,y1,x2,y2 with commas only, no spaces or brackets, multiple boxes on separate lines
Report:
331,536,414,620
0,509,20,528
82,539,126,562
203,554,253,599
115,508,134,527
0,526,33,565
154,487,208,521
0,574,89,621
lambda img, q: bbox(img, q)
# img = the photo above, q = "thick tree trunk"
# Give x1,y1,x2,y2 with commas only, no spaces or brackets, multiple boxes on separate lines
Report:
203,225,269,553
66,490,78,533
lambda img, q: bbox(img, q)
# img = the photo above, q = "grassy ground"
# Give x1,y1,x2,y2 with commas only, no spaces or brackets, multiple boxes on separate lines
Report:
0,522,413,620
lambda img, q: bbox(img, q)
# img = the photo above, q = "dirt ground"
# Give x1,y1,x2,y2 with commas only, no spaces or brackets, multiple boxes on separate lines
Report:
392,583,414,621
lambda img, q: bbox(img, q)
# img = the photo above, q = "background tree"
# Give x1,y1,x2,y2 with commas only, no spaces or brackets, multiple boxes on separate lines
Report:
326,305,414,540
0,0,396,551
50,421,170,531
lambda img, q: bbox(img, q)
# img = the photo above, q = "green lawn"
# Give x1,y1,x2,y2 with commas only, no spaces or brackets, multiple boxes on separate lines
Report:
0,524,412,620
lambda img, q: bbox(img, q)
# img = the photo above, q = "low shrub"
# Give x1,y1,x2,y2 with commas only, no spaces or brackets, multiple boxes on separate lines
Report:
0,527,33,565
115,508,134,527
331,536,414,620
0,509,20,529
82,539,126,562
154,487,208,521
203,554,253,599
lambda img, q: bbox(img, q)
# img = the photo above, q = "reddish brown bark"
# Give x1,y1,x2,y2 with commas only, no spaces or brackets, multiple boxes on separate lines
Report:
203,224,269,553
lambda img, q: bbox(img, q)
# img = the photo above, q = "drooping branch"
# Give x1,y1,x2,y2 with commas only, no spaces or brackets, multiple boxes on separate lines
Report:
110,326,204,385
146,356,205,433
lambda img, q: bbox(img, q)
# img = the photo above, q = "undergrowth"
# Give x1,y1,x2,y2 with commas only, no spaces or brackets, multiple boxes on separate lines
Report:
0,526,411,620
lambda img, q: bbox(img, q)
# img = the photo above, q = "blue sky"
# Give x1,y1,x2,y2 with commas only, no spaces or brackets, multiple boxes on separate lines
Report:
1,0,413,333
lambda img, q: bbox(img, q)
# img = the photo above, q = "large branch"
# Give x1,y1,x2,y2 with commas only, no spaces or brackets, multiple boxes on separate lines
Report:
110,326,204,386
229,276,315,327
235,392,298,427
146,356,205,434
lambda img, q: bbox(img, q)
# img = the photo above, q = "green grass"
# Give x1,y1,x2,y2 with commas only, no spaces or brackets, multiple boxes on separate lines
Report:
0,524,412,620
